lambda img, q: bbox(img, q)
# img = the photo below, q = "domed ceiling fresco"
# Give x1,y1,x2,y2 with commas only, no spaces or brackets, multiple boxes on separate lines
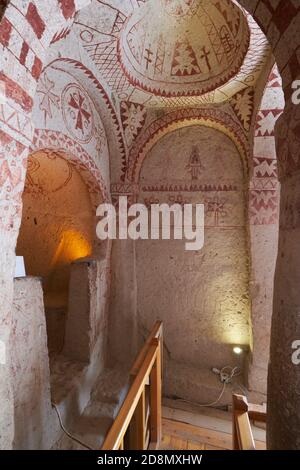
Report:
119,0,250,96
75,0,270,108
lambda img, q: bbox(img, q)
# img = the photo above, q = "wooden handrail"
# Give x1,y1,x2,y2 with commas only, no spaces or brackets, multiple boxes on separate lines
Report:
232,394,266,450
101,323,163,451
130,321,163,377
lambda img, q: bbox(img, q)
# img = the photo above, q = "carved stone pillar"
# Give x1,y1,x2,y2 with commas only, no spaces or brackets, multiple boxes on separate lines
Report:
267,101,300,449
0,0,92,448
0,128,30,449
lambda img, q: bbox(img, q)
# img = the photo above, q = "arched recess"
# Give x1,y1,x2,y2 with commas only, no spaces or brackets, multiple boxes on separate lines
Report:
16,138,108,354
134,123,251,405
31,129,109,204
126,109,249,183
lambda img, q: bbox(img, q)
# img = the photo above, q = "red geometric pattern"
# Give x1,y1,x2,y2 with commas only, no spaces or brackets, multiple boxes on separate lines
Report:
249,190,279,226
25,3,46,39
0,129,27,231
0,0,88,114
171,40,201,77
250,65,283,226
58,0,75,20
253,157,277,179
31,129,109,204
255,109,282,137
120,101,146,147
231,87,254,132
53,58,126,171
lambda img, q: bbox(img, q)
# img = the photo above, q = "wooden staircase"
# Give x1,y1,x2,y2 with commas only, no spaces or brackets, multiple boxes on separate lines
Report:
100,323,267,451
55,320,267,451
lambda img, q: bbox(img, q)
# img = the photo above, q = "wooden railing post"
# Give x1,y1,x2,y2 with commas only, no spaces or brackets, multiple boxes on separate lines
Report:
136,388,146,450
232,395,241,450
149,338,162,449
129,387,146,450
101,324,163,451
232,394,256,450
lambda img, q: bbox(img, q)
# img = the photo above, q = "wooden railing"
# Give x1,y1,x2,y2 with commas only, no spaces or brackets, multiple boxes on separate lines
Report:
101,322,163,450
232,394,267,450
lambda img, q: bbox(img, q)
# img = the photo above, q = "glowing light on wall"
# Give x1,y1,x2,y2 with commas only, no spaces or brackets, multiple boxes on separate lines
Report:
50,230,92,270
233,346,243,355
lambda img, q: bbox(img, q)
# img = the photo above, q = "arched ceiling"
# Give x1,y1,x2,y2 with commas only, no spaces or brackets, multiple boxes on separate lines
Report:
119,0,250,97
74,0,271,108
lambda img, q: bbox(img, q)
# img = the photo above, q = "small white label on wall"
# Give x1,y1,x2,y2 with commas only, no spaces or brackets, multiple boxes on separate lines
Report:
0,340,6,365
0,81,6,105
15,256,26,277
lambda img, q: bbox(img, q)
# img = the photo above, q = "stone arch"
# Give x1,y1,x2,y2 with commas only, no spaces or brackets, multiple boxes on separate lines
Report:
0,0,299,451
31,129,109,204
236,0,300,95
127,109,249,183
17,144,105,353
39,57,126,182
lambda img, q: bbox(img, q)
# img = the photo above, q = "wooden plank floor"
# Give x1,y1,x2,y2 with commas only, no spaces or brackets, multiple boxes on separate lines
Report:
159,404,266,451
160,418,231,450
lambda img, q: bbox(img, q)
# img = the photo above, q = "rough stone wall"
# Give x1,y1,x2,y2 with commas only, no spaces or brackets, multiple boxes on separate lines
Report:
64,258,109,363
136,125,250,401
10,263,110,449
11,277,55,449
108,237,138,366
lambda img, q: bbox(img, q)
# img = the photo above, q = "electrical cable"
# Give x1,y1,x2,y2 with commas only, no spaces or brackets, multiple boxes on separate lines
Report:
176,382,227,409
52,402,94,450
52,365,245,446
176,366,243,409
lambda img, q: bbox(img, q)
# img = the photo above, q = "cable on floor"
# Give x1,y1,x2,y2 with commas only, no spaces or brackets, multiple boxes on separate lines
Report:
176,382,227,409
52,402,94,450
175,366,244,409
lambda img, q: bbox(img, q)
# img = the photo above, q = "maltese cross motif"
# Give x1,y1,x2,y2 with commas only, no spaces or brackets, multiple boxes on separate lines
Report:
62,84,94,144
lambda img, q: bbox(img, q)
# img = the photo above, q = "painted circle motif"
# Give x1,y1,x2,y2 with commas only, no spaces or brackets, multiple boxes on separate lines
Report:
62,84,94,144
163,0,198,17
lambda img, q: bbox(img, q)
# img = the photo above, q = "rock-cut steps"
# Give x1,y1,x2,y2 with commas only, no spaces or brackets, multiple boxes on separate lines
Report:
52,367,129,450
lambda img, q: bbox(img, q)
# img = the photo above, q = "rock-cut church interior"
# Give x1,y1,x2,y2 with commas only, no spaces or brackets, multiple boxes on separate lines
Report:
0,0,300,451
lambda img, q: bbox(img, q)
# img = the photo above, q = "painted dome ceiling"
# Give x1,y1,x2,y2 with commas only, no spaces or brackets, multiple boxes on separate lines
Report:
118,0,250,96
74,0,271,108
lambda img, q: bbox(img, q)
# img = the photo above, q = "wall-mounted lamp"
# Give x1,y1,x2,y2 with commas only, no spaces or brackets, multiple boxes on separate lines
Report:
233,346,243,355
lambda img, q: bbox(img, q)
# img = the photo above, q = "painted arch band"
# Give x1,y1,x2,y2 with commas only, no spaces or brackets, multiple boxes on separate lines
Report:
96,197,205,251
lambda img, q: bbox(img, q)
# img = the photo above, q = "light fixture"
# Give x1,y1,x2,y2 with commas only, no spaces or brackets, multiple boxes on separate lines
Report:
233,346,243,355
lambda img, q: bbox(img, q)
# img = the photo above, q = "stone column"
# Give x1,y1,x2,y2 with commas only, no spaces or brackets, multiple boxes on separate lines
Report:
108,186,139,366
267,102,300,449
0,130,29,449
0,0,92,448
247,66,283,398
